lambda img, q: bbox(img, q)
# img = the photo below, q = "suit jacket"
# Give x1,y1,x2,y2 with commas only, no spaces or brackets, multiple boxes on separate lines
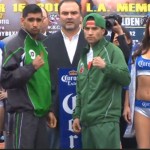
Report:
43,30,87,120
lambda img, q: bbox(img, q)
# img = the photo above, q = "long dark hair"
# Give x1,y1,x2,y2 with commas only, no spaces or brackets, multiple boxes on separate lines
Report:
132,17,150,63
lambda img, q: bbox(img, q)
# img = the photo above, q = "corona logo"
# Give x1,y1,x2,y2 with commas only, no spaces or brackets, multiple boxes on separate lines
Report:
69,70,77,76
62,93,76,114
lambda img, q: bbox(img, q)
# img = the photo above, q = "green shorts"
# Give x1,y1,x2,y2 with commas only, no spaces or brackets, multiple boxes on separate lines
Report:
82,122,120,149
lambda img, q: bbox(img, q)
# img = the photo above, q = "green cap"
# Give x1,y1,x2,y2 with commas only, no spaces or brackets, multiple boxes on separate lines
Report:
83,13,106,29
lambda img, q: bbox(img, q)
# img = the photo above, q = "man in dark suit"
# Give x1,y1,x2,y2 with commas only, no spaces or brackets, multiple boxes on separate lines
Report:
43,0,87,149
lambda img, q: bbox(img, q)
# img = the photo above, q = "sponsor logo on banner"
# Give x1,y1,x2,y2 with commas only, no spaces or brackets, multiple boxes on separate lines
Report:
59,68,82,149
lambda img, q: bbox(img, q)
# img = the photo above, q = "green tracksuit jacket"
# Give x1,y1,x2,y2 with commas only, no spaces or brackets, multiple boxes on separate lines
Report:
73,37,131,126
1,29,51,117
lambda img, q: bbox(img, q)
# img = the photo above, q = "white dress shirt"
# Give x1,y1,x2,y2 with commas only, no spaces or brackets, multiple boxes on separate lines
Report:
61,29,81,64
87,47,93,70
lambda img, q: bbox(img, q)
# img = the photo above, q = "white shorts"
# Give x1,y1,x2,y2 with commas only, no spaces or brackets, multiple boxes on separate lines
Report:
135,99,150,118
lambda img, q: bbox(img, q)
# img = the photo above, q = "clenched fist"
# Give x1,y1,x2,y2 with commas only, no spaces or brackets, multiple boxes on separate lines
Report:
32,55,44,70
92,56,106,69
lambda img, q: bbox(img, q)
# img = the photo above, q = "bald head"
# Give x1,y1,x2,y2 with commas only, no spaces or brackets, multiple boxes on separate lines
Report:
41,7,48,18
41,7,50,35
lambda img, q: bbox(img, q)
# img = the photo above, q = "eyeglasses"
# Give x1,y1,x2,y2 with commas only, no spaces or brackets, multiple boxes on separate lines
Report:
27,17,42,22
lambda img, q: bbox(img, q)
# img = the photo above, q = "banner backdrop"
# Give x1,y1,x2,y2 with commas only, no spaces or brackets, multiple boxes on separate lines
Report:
58,68,82,149
0,0,150,148
0,0,150,45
